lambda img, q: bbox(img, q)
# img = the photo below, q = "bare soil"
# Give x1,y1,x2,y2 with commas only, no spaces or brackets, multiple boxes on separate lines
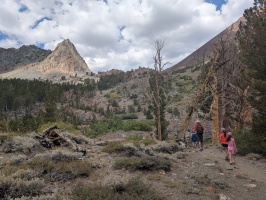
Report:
89,132,266,200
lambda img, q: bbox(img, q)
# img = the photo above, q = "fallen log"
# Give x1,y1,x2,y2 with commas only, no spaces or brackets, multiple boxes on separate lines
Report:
36,125,88,156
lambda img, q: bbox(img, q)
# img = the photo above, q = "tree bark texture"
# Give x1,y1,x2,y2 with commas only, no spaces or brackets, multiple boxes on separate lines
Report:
178,50,221,139
210,75,220,145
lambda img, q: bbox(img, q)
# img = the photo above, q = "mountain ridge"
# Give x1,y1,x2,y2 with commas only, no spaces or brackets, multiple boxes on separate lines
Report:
0,39,92,83
165,16,244,73
0,45,52,73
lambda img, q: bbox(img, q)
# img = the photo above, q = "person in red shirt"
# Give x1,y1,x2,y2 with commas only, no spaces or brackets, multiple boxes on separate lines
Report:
220,128,229,160
194,119,205,151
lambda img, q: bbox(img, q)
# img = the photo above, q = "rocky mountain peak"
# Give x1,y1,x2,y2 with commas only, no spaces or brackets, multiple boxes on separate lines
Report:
0,39,92,83
39,39,91,75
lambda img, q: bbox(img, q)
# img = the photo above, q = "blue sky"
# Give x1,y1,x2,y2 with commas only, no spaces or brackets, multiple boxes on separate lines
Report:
0,0,254,72
205,0,227,10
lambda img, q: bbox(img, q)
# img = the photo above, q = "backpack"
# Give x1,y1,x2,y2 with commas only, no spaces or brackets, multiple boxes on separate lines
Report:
197,124,203,135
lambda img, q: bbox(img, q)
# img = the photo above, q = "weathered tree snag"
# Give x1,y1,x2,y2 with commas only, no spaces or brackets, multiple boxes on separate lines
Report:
210,75,220,144
178,49,222,139
229,84,252,131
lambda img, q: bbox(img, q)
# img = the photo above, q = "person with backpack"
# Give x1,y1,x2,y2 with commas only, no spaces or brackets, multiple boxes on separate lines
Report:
226,132,237,165
220,128,229,160
194,119,205,151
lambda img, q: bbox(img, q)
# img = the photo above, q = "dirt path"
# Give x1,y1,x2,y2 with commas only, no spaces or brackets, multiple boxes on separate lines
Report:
202,145,266,183
181,144,266,200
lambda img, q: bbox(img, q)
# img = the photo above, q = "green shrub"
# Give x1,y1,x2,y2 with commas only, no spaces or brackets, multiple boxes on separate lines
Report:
85,118,152,138
234,131,266,155
38,122,77,133
123,120,152,132
102,141,123,154
172,94,183,102
113,156,171,171
126,134,143,141
71,178,162,200
142,138,156,146
119,113,138,120
84,120,109,138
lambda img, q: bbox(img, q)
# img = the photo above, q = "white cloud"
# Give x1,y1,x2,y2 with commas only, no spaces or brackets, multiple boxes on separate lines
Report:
0,0,254,72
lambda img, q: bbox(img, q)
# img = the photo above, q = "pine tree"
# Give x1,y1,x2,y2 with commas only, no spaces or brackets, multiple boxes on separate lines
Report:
237,0,266,135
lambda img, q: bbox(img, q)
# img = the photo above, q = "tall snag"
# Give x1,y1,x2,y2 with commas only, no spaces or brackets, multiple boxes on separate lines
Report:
142,40,168,141
178,49,222,140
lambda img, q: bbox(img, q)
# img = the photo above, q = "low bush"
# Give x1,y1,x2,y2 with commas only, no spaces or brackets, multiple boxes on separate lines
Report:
0,176,46,199
11,169,40,181
1,136,40,154
85,118,152,138
35,149,82,162
71,178,162,200
234,131,266,155
154,144,180,154
119,113,138,120
0,134,9,145
102,141,123,154
126,134,143,141
8,154,28,165
113,156,171,171
22,157,93,182
123,120,152,132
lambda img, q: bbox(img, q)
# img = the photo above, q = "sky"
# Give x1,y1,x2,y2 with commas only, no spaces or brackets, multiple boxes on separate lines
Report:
0,0,254,73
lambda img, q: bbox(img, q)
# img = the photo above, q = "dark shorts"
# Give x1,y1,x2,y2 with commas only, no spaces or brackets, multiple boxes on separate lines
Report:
222,144,228,148
197,134,203,143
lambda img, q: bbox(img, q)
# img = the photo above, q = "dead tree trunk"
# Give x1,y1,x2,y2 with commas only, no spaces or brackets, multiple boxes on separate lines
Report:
229,84,252,131
210,75,220,144
35,125,87,155
178,49,222,139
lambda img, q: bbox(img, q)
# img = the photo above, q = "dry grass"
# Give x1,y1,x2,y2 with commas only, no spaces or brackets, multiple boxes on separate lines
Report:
1,136,42,154
0,176,46,199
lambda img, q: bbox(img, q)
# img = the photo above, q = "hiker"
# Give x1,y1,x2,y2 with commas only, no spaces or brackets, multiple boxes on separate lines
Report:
194,119,205,151
191,130,198,148
220,128,229,160
226,132,237,165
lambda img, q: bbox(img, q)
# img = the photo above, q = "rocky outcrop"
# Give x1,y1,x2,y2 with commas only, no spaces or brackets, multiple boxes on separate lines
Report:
0,39,92,83
0,45,51,73
39,39,91,76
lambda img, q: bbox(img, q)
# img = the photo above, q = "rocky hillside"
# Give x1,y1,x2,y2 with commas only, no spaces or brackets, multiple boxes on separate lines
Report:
0,39,92,83
166,16,244,73
0,45,51,73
